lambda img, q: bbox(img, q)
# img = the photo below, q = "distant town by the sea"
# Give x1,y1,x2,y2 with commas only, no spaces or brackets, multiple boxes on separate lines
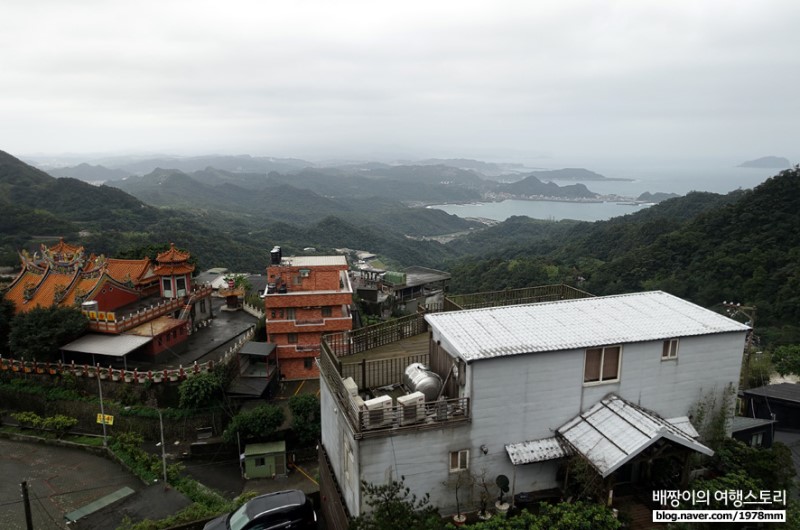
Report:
430,164,781,222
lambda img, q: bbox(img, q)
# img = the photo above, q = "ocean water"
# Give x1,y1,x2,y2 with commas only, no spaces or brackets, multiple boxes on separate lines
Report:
429,164,782,222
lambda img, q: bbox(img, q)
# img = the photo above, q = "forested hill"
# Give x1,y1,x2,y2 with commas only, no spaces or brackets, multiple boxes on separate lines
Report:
0,150,461,270
444,167,800,344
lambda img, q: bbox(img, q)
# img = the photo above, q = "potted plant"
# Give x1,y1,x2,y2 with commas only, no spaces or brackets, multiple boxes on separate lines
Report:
474,470,495,520
495,474,510,517
443,470,472,526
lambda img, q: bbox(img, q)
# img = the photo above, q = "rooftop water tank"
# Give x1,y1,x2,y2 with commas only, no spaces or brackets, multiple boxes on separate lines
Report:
404,363,442,402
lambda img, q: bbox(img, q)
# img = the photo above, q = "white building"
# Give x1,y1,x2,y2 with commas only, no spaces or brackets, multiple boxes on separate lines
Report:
318,290,749,522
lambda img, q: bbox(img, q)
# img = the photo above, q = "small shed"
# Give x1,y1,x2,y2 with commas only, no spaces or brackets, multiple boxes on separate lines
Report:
243,441,287,479
743,383,800,430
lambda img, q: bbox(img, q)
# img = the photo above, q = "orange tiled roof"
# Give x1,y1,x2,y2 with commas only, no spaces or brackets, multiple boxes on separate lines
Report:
106,258,153,285
156,243,191,264
45,238,84,259
61,274,103,307
4,269,47,312
154,263,195,276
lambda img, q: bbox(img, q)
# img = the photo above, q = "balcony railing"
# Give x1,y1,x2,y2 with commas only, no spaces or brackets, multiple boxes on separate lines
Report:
444,283,593,311
320,339,469,439
324,313,428,357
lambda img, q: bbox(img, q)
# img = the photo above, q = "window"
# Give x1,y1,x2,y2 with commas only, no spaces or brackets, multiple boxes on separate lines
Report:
176,277,187,296
287,333,298,344
584,346,621,384
304,357,313,369
750,432,763,447
662,339,679,360
299,269,311,278
162,277,172,296
293,275,302,285
254,457,266,467
449,449,469,472
321,307,332,318
286,308,296,320
200,300,206,313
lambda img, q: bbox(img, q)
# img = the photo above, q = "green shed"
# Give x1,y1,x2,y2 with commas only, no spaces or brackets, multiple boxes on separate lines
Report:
243,441,287,479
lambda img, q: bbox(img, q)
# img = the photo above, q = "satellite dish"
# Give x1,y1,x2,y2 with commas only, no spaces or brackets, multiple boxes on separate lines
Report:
496,474,509,493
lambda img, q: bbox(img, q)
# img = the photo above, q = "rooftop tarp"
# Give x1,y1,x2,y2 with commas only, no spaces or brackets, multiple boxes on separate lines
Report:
558,395,712,477
61,333,152,357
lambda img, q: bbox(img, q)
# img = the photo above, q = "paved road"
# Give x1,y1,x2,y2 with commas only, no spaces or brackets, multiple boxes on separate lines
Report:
0,438,143,530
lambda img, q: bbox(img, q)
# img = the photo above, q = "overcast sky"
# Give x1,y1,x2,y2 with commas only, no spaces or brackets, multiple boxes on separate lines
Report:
1,0,798,164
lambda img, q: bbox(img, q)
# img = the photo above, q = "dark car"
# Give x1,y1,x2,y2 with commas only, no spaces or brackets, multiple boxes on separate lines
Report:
203,489,317,530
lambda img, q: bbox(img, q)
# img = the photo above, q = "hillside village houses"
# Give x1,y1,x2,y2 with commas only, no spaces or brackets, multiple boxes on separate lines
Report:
318,289,750,521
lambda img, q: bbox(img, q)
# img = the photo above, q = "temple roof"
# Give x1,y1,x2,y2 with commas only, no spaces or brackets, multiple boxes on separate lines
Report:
156,243,191,264
155,243,194,276
105,258,154,285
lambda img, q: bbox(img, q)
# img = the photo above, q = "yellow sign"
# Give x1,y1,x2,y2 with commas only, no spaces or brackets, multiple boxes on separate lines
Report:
96,414,114,425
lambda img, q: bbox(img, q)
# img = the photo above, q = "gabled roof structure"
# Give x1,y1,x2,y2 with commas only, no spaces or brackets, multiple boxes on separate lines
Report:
426,291,749,362
558,395,713,477
506,395,712,475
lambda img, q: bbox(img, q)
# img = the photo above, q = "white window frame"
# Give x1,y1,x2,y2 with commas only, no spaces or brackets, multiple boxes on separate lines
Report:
583,345,622,385
662,338,679,360
449,449,469,473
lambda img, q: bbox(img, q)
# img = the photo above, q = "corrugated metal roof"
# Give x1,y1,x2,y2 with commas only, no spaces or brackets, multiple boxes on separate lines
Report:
281,255,347,267
558,395,713,477
61,333,152,357
425,291,749,361
731,416,776,432
666,416,700,439
505,436,573,465
743,382,800,403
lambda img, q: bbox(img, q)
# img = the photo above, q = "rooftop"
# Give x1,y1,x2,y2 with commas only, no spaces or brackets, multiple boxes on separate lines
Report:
743,382,800,403
276,255,347,268
425,290,749,362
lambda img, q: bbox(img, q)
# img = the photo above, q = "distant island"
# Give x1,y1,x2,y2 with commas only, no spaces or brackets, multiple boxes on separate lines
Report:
526,167,634,182
738,156,791,169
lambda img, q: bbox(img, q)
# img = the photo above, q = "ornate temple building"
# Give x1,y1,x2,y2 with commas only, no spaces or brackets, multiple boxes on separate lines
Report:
4,239,213,358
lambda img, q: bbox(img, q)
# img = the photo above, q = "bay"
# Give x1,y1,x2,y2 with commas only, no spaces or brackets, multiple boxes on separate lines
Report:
429,164,782,222
428,200,651,222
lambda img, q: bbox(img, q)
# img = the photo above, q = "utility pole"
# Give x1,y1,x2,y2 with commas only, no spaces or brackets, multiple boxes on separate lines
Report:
157,408,168,488
21,481,33,530
97,369,108,447
723,301,757,385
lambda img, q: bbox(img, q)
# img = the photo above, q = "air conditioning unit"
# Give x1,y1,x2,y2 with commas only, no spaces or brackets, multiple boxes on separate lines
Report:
343,377,358,397
397,391,425,426
363,395,393,429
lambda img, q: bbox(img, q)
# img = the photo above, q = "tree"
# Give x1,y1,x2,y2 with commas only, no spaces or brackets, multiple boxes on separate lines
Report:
9,306,88,361
288,394,321,447
350,478,443,530
223,404,284,443
178,371,223,409
771,344,800,376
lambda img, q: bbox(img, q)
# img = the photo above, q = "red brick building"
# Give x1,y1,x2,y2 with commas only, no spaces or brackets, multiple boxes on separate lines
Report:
264,248,353,380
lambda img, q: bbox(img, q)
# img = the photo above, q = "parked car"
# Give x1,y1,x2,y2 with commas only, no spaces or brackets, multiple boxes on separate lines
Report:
203,489,317,530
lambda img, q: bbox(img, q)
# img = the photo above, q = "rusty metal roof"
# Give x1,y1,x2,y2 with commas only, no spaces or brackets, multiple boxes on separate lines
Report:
425,291,749,362
505,436,573,465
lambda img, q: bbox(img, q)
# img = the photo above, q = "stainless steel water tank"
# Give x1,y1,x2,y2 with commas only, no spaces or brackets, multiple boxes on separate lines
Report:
404,363,442,402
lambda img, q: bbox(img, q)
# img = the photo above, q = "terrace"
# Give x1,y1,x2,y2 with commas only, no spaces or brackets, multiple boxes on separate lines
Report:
320,284,593,439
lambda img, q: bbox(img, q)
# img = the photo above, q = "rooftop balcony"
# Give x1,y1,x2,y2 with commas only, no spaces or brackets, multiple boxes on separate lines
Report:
320,284,593,439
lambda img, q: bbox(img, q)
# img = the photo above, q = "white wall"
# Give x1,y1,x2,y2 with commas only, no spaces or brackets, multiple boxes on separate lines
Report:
322,330,746,516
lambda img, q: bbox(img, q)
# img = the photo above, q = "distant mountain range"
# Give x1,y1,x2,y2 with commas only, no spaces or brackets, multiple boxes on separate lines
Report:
46,163,131,182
